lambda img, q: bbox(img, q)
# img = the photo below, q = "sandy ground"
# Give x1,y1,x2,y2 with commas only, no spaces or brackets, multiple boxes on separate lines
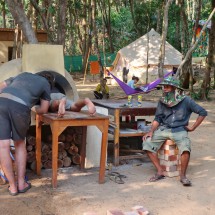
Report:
0,77,215,215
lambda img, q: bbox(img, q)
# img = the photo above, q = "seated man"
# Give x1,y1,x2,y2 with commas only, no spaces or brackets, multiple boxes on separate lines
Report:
49,92,96,117
94,78,109,99
142,76,207,186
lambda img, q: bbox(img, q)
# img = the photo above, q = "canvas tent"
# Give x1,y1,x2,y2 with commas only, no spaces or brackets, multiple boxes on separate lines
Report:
111,28,182,84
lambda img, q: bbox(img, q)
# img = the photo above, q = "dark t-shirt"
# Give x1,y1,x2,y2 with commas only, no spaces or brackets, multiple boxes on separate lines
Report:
154,96,207,132
154,97,207,132
3,72,51,108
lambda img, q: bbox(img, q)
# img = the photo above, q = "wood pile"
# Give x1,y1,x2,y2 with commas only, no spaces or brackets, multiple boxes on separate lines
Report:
26,126,84,171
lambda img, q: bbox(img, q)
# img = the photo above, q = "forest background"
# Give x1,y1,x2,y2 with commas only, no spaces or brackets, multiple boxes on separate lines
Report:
0,0,215,100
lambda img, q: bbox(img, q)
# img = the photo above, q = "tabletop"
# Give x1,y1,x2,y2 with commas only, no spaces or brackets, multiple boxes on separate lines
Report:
92,99,157,109
39,110,109,121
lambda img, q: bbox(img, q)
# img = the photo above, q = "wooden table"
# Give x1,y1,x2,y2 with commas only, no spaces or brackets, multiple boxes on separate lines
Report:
92,99,157,166
35,111,109,188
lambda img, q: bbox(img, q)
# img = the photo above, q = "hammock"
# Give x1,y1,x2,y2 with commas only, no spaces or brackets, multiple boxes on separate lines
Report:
108,71,174,95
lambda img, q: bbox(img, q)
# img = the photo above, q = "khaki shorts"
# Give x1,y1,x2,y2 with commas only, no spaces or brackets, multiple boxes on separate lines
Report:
142,128,191,155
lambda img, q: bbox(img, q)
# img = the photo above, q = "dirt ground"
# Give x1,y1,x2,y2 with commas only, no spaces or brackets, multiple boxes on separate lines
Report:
0,77,215,215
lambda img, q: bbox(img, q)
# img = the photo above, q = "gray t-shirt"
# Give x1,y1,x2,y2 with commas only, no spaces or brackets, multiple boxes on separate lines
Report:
3,72,51,108
50,92,73,110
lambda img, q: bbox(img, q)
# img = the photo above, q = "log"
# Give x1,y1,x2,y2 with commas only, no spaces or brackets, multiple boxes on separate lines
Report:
58,149,67,160
58,142,65,152
63,157,71,167
74,134,82,145
48,151,52,161
58,134,66,142
41,153,49,163
26,144,33,152
68,144,79,155
64,142,71,150
65,133,74,142
27,151,35,163
42,144,50,153
43,160,52,169
26,136,36,146
58,159,64,168
72,154,81,165
30,160,36,171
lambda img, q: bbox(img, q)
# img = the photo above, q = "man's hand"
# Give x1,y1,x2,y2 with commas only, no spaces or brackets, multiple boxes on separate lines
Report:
142,131,153,141
185,116,206,132
185,126,195,132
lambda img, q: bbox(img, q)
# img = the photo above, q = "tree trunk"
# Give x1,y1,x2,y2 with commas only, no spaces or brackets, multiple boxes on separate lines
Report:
98,0,114,53
176,7,215,78
158,0,173,79
82,0,93,84
200,1,215,99
129,0,141,36
1,0,7,28
6,0,38,44
156,8,162,34
57,0,68,48
92,0,103,79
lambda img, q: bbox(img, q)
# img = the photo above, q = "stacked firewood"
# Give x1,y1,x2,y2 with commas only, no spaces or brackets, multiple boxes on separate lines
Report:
26,126,83,170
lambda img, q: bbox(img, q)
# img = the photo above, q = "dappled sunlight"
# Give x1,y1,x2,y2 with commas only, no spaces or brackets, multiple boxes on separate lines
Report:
193,169,209,179
201,156,215,161
120,180,173,193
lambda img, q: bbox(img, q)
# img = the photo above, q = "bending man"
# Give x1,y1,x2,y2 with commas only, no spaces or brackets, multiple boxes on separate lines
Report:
0,71,54,196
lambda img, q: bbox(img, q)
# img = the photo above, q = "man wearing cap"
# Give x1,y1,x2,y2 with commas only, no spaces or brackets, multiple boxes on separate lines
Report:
142,76,207,186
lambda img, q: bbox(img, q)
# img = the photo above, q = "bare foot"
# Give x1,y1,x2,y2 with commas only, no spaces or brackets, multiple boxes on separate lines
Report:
58,98,66,117
8,184,18,194
85,98,96,116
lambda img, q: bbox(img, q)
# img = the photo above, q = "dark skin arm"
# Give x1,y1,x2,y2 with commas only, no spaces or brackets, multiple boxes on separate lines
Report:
142,115,206,141
142,120,160,141
185,116,206,132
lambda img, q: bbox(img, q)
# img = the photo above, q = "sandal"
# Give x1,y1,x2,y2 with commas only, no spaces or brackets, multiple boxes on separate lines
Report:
8,186,18,196
107,172,126,184
18,181,31,193
149,174,165,182
109,171,127,179
109,175,125,184
180,178,192,186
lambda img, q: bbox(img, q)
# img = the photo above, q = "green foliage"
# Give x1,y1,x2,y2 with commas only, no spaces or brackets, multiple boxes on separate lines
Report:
190,86,212,100
110,7,135,50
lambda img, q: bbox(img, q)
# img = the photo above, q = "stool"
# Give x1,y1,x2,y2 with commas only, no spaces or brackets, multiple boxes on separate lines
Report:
158,140,181,177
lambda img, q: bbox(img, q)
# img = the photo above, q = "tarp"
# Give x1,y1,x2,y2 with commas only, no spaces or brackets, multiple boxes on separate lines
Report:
64,53,116,73
111,28,182,83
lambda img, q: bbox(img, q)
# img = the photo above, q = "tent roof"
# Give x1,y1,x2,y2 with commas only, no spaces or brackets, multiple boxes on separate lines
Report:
117,28,182,67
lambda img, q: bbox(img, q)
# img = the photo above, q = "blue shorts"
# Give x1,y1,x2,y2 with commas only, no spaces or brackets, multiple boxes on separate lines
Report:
142,128,191,155
0,98,31,141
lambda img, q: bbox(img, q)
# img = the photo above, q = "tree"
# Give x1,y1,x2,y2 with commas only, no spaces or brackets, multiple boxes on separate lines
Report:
157,0,173,79
175,7,215,99
5,0,38,44
200,3,215,100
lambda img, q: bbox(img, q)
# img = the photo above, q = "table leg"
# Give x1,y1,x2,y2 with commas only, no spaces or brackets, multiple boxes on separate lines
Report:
80,126,87,169
52,125,59,188
114,109,120,166
35,115,42,175
99,119,109,183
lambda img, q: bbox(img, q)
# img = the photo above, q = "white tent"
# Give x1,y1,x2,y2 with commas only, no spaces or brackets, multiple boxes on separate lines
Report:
111,28,182,83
